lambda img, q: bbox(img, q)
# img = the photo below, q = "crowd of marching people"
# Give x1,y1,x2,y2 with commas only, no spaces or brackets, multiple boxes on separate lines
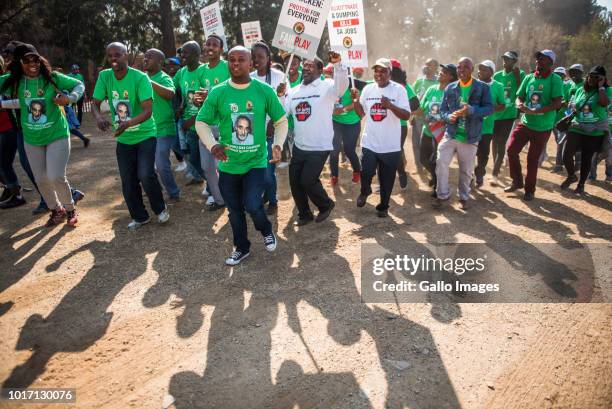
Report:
0,37,610,265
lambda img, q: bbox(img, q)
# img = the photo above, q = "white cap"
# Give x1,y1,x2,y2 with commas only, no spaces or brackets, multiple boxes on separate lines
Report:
554,67,567,75
535,49,556,63
478,59,496,73
569,64,584,72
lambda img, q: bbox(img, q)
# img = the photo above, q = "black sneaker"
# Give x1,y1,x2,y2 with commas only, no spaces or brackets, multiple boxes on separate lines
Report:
293,215,313,226
376,208,388,218
263,233,277,252
523,192,535,201
0,195,26,209
315,201,335,223
356,194,368,208
225,250,250,266
574,184,585,194
560,175,578,190
475,176,484,187
207,202,226,211
32,200,49,215
399,173,408,190
0,188,12,204
83,137,91,148
504,184,523,193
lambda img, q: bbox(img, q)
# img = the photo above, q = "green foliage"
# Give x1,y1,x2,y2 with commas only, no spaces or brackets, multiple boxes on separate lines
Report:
567,11,612,70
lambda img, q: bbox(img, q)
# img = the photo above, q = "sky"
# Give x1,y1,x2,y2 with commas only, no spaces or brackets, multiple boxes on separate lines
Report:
598,0,612,9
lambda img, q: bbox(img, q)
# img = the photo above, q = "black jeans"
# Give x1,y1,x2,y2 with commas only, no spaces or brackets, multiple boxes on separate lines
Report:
330,121,361,176
563,131,604,185
289,146,333,219
397,125,408,175
0,129,19,188
492,118,514,176
361,148,400,211
219,167,272,253
419,134,438,185
475,133,494,179
116,137,166,222
76,96,84,124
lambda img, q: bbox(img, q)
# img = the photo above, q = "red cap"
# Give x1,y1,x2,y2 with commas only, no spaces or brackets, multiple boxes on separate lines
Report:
390,59,402,69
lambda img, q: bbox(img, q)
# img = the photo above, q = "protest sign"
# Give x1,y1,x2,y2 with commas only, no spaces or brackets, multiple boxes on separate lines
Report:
327,0,368,67
241,21,263,48
200,2,228,51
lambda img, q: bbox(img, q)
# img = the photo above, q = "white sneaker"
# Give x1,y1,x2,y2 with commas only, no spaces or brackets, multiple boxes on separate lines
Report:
174,162,187,172
225,250,250,266
128,217,151,231
158,208,170,223
277,162,289,169
205,196,215,206
263,233,277,252
202,187,210,197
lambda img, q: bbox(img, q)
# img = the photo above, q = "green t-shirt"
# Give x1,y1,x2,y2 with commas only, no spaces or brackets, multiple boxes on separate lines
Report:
493,69,526,120
92,67,157,145
400,83,417,126
420,85,444,138
287,74,302,130
17,72,80,146
413,77,439,100
482,80,505,135
196,79,286,174
455,83,472,143
202,60,230,91
569,86,609,136
517,73,564,132
555,80,573,123
67,72,85,87
332,88,360,125
173,64,207,129
569,79,584,99
148,70,176,137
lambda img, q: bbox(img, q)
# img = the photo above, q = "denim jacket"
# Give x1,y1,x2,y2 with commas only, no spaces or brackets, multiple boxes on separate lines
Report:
440,79,493,144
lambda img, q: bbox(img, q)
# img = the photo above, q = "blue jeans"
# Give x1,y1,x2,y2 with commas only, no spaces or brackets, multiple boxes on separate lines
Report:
186,130,204,182
218,168,272,253
155,135,180,198
263,139,277,205
116,137,166,222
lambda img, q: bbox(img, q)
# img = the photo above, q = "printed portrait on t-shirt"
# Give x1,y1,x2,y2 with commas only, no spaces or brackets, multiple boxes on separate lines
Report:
528,92,542,110
27,99,47,124
504,88,512,105
231,113,254,145
113,100,131,123
428,102,441,121
581,103,594,121
187,91,195,107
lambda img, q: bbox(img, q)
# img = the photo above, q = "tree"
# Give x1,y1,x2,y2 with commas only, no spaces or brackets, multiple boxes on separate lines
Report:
567,12,612,70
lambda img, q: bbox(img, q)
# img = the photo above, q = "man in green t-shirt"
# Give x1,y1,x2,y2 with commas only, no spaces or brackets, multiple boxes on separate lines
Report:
551,67,573,172
491,51,526,184
411,58,439,174
68,64,86,123
92,42,169,230
474,60,506,187
568,64,584,99
196,46,288,266
144,48,180,201
505,49,563,201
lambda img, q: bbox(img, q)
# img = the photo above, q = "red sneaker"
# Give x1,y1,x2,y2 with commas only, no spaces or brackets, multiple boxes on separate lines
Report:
45,207,67,227
352,171,361,183
330,176,339,186
66,209,78,226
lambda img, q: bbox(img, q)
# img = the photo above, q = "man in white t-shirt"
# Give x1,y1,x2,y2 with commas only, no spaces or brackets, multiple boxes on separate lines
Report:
352,58,411,217
285,51,349,226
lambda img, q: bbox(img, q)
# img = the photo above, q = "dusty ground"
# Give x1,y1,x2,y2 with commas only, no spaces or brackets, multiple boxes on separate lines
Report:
1,118,611,409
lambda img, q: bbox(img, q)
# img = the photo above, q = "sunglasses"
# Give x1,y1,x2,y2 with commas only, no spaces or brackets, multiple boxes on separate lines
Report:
22,56,40,64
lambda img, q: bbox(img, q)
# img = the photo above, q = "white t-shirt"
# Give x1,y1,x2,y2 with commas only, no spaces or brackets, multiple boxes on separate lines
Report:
360,81,411,153
250,68,285,127
285,63,349,151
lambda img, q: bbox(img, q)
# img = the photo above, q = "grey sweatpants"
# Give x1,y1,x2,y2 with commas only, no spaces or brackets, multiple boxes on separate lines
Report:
435,135,478,201
198,125,224,205
25,137,74,211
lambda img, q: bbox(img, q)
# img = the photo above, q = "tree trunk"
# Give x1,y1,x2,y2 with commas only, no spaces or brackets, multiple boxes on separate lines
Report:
160,0,176,57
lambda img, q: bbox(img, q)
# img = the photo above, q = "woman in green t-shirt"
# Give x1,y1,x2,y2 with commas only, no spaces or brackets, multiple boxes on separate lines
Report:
0,44,84,227
561,66,610,194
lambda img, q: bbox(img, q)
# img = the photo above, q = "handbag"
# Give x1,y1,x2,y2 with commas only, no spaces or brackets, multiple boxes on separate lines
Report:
555,90,597,132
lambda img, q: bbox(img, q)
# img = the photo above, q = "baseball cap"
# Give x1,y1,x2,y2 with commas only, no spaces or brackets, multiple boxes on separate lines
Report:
352,67,364,76
478,60,496,72
166,57,181,65
535,49,556,63
553,67,567,75
390,59,402,69
372,58,392,70
71,64,80,70
14,43,40,61
588,65,606,77
569,63,584,72
440,63,458,76
502,51,519,60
